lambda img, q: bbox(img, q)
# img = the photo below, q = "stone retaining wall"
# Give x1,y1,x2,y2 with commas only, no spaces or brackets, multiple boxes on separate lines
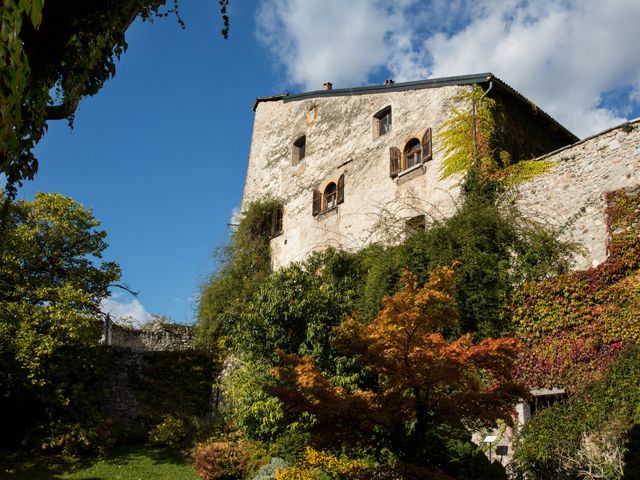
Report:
518,119,640,269
100,347,215,438
108,321,195,351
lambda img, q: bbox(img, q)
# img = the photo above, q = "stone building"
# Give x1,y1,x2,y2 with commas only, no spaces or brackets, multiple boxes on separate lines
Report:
242,73,578,269
241,73,640,468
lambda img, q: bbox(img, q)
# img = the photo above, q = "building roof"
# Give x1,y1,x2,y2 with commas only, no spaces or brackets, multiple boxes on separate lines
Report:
252,72,578,142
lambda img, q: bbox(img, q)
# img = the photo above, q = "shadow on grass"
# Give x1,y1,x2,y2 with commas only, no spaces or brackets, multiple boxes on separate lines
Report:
97,444,191,467
0,445,193,480
0,449,89,480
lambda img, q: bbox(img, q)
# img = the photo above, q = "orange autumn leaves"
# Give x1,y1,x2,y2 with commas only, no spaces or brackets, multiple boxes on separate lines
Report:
267,267,527,443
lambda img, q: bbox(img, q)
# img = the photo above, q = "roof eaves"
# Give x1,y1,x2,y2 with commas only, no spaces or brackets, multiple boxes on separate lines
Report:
250,72,577,142
281,73,494,103
252,94,288,111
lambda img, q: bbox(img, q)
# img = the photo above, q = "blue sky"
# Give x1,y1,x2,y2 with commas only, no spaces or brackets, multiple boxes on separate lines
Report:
18,0,640,324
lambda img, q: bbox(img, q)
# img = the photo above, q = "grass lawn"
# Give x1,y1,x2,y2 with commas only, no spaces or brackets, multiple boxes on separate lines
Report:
0,444,199,480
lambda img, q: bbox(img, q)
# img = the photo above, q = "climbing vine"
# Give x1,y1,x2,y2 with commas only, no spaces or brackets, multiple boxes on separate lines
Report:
437,85,556,185
438,86,497,179
196,197,283,351
513,188,640,390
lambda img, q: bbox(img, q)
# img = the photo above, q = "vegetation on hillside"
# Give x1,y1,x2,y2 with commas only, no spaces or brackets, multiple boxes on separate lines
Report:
189,85,607,478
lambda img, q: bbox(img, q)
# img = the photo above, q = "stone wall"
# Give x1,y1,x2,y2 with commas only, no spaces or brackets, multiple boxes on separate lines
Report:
245,83,573,270
245,85,471,269
246,81,639,271
100,347,216,438
108,321,195,351
517,119,640,269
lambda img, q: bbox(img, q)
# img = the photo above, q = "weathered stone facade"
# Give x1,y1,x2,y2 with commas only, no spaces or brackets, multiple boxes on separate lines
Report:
517,119,640,269
107,321,195,351
242,74,577,269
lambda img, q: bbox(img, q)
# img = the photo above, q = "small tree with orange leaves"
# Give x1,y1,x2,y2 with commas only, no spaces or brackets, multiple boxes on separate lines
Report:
267,266,526,468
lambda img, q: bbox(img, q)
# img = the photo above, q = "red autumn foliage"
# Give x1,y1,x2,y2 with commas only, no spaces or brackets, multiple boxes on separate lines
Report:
513,188,640,391
267,267,527,445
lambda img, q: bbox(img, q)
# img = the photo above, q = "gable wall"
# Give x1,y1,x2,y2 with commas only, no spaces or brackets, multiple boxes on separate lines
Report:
243,85,640,270
244,85,471,269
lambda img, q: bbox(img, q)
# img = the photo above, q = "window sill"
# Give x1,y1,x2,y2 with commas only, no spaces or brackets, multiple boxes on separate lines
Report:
397,162,424,177
317,206,338,218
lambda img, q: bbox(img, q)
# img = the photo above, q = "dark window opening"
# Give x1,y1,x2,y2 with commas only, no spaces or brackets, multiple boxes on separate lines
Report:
528,391,568,417
293,135,306,164
374,106,392,137
264,206,284,238
406,214,426,234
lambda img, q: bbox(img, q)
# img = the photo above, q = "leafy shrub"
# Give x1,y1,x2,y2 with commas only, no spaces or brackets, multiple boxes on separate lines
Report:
149,414,188,448
250,457,289,480
40,418,118,455
197,198,282,351
192,438,253,480
275,447,455,480
514,346,640,479
274,447,368,480
266,429,312,463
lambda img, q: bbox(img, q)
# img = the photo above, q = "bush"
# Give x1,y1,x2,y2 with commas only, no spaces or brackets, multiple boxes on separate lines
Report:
40,419,117,455
192,438,253,480
274,447,455,480
514,346,640,479
149,414,188,448
250,457,289,480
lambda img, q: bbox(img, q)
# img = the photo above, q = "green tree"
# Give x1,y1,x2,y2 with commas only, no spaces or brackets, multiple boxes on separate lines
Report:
268,268,524,476
197,197,282,352
0,192,120,444
0,0,230,200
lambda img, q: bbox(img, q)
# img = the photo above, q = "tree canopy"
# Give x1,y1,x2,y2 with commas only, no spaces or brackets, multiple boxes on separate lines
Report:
0,192,120,445
0,0,230,199
267,268,527,465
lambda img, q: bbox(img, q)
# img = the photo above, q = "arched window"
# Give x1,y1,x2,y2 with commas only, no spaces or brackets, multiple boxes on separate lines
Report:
312,174,345,216
404,138,422,169
323,182,337,210
389,128,433,178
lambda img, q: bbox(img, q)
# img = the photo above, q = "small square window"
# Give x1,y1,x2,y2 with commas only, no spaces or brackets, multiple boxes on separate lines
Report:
374,106,392,137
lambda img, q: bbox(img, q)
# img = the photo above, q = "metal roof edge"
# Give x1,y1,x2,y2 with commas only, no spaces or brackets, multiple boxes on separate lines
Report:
251,73,493,111
533,117,640,163
252,94,287,112
283,73,494,103
251,72,577,141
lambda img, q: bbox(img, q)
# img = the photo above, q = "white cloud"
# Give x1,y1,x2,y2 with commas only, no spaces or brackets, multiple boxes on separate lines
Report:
256,0,409,89
100,296,153,326
423,0,640,136
229,206,241,226
256,0,640,137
